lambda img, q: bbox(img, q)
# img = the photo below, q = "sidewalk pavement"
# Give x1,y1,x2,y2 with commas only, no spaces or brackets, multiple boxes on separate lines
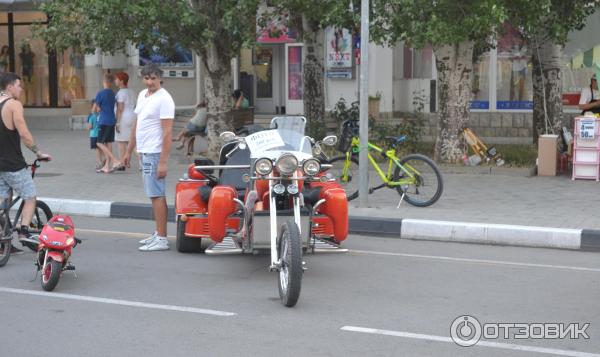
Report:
26,129,600,251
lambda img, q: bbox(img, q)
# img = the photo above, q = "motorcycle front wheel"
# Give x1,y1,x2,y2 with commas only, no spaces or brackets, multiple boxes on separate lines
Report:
41,258,62,291
278,220,303,307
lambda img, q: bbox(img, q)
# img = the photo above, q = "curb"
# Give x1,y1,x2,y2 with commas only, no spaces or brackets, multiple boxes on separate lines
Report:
38,198,600,252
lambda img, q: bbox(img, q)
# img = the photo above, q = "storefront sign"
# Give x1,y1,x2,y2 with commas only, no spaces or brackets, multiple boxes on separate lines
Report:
579,119,596,139
497,101,533,110
326,69,353,79
470,101,490,110
326,28,352,68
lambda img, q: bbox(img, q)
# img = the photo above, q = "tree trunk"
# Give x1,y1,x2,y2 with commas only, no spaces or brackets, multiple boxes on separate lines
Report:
433,42,474,163
531,38,564,145
200,45,234,162
302,18,326,139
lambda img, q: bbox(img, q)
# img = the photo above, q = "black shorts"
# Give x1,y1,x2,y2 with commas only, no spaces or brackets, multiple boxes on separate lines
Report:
97,125,115,144
90,137,98,149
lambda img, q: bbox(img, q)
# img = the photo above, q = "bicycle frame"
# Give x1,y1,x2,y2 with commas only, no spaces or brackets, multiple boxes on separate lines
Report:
1,159,46,230
340,136,421,187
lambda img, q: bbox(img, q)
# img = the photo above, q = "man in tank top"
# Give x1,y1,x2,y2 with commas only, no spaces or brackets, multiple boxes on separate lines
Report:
0,72,51,253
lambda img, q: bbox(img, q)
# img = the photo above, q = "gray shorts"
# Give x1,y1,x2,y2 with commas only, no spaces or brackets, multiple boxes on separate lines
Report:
0,168,36,203
141,153,166,198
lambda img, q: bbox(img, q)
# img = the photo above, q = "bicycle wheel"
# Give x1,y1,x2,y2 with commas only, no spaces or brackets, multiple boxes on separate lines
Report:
327,155,359,201
393,154,443,207
0,212,11,267
29,201,53,233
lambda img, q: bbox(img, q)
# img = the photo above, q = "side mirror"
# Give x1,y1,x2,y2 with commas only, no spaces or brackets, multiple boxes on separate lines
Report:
220,131,237,142
322,135,338,146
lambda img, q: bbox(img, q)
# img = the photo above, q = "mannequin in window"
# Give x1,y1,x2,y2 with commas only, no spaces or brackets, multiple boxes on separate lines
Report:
578,74,600,115
19,44,34,82
0,46,9,72
19,44,35,105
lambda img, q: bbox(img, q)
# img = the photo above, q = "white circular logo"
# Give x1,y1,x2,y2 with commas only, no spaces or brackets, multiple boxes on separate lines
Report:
450,315,482,347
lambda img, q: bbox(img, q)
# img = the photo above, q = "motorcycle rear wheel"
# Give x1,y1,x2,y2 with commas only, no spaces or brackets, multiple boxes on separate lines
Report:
278,221,303,307
175,217,203,253
41,259,62,291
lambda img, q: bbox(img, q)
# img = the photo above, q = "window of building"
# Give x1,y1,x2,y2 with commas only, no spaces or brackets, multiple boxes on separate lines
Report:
496,24,533,110
471,51,491,109
58,49,85,106
402,45,433,79
562,12,600,110
412,45,432,79
0,11,85,108
14,24,50,106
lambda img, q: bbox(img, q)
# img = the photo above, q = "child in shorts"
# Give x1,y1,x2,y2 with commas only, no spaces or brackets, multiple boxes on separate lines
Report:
87,101,104,170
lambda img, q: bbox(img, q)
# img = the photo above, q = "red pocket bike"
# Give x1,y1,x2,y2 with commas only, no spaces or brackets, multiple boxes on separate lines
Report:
35,215,81,291
175,116,349,307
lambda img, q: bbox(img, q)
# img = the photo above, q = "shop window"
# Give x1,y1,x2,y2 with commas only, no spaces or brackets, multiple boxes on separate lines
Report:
496,24,533,110
562,12,600,108
14,24,50,106
58,50,85,106
470,51,490,109
0,26,8,72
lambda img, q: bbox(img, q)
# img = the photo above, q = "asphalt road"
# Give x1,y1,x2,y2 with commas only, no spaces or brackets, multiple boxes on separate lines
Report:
1,216,599,357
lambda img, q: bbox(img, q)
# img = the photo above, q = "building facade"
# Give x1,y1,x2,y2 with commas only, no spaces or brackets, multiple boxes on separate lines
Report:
1,1,598,141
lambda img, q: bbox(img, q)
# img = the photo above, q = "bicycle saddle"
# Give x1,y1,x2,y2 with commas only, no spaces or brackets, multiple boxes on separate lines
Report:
384,135,406,147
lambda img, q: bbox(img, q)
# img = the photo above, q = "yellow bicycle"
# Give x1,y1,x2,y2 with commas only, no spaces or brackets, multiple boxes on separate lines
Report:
327,119,443,207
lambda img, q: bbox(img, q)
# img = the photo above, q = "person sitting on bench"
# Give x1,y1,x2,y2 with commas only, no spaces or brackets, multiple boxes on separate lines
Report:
175,101,207,150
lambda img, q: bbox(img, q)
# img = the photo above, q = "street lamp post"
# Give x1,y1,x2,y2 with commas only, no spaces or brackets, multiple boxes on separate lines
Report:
358,0,369,207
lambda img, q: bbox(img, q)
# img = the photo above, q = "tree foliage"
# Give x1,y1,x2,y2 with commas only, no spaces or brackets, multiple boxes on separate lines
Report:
371,0,507,49
502,0,598,45
39,0,260,60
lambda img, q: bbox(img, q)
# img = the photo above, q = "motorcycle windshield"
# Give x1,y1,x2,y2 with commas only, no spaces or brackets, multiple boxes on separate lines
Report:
247,129,313,160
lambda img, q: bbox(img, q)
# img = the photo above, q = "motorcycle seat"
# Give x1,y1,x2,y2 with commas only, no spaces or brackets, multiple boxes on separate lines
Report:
200,145,249,203
302,186,322,206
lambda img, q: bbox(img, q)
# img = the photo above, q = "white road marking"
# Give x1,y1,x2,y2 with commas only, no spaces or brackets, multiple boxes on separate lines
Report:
350,249,600,273
0,287,235,317
76,227,600,273
341,326,600,357
77,228,175,239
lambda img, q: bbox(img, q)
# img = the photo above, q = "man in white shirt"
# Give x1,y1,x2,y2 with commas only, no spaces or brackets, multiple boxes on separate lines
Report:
579,73,600,115
123,63,174,251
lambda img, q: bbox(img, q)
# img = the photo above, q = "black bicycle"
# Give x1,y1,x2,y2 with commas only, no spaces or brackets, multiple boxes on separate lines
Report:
0,158,53,267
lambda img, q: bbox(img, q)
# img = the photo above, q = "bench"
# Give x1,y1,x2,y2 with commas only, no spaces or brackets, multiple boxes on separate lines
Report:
231,107,254,131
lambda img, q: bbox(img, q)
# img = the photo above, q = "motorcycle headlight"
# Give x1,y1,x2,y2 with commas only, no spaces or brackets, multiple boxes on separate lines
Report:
275,154,298,176
302,159,321,176
255,158,273,176
273,183,286,195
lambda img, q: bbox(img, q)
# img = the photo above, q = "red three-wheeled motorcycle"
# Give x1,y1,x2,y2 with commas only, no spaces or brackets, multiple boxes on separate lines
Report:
174,116,349,307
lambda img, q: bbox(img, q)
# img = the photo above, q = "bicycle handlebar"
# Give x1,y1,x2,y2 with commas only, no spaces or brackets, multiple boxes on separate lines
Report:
32,156,52,167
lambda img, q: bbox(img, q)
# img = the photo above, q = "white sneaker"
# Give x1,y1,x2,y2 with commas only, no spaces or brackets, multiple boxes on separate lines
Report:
139,237,169,251
139,232,157,245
